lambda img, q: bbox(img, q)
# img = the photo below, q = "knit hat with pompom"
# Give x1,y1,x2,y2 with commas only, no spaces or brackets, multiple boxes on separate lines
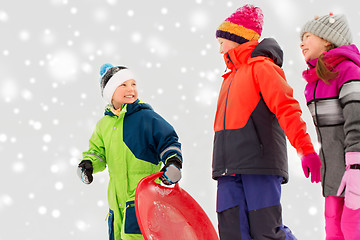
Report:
99,63,135,104
216,4,264,44
300,13,352,47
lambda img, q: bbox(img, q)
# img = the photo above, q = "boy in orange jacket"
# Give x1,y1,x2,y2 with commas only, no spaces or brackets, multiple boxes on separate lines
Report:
213,4,321,239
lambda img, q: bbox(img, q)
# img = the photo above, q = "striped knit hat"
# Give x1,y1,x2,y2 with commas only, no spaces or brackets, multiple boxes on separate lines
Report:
300,13,352,47
99,63,135,104
216,4,263,44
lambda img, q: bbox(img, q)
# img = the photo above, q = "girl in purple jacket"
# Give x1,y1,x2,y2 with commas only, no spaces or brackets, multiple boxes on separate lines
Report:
300,13,360,239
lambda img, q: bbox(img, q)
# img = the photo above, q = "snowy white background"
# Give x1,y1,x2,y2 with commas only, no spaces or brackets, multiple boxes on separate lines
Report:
1,0,360,239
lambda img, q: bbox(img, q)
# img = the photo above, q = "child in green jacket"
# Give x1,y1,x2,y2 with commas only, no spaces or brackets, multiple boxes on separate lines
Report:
78,63,183,240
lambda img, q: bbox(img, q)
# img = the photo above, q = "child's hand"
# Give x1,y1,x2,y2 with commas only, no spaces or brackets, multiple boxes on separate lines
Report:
337,152,360,210
160,157,182,185
301,152,321,183
78,160,94,184
337,165,360,210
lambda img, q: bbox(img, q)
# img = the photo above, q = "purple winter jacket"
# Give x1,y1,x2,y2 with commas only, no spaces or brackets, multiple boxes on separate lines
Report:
303,44,360,197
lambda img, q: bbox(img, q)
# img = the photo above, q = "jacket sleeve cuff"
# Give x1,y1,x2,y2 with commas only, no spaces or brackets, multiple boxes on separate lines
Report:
345,152,360,165
83,152,106,173
165,155,182,167
297,145,315,158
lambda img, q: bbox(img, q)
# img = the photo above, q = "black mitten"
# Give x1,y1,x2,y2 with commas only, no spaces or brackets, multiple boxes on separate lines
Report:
160,157,182,185
78,160,93,184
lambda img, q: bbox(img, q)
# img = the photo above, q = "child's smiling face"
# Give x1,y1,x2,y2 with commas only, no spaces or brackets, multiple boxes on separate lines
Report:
218,37,240,54
112,79,138,109
300,32,331,62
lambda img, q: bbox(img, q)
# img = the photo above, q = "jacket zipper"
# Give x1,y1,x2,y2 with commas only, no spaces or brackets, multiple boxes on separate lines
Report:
222,53,262,148
314,79,326,195
223,53,237,130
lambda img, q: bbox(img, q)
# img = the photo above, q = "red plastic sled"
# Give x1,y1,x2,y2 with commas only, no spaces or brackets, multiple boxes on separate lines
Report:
135,172,219,240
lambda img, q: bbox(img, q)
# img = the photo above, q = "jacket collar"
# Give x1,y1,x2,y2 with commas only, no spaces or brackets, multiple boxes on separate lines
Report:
306,58,318,69
104,99,153,117
223,41,259,70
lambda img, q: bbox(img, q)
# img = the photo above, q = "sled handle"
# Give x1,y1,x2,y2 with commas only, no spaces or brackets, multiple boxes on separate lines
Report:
139,172,180,191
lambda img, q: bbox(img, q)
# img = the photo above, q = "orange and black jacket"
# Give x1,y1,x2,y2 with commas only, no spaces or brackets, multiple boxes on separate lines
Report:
212,39,315,183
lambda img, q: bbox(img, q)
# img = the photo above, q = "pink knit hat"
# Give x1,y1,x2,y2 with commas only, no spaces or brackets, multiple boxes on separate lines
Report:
216,4,264,44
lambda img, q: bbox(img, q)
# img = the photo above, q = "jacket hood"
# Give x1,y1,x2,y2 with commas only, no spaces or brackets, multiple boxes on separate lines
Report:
251,38,283,67
306,45,360,69
304,44,360,83
104,99,153,117
224,38,284,70
325,44,360,67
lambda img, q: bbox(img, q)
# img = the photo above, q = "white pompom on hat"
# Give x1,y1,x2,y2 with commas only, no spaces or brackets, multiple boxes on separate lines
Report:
99,63,135,104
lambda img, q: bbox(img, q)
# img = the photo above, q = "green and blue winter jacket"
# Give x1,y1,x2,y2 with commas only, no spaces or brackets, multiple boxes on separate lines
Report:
82,99,182,240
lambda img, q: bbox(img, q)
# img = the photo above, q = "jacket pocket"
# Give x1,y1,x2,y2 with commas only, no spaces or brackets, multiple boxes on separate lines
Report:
124,200,142,235
249,115,264,152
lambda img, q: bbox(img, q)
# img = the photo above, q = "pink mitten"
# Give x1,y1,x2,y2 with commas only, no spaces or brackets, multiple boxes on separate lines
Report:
301,152,321,183
337,152,360,210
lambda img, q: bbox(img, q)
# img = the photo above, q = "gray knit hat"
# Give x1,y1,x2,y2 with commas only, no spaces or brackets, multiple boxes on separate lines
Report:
300,13,352,47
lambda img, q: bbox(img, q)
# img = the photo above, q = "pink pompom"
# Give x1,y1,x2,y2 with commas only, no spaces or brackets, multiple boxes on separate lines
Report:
225,4,264,35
